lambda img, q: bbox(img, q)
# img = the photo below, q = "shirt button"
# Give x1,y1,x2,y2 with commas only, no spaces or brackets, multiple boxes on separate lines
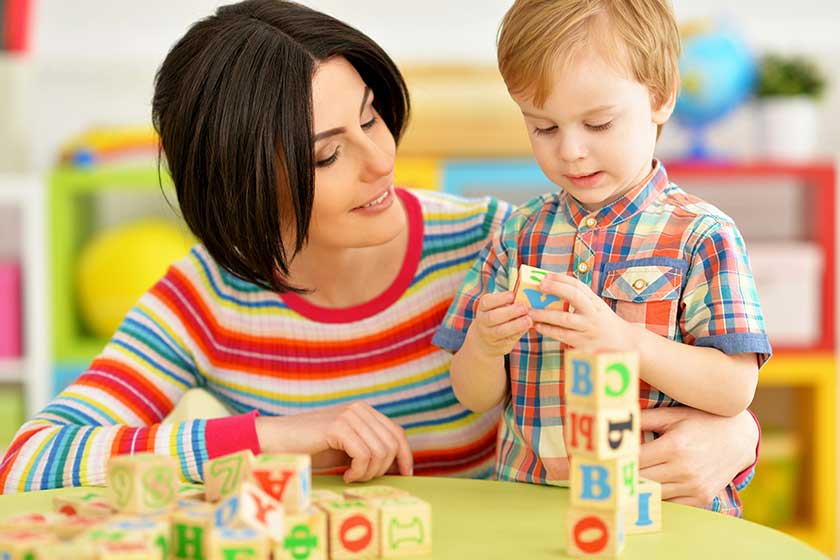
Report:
584,217,597,228
577,262,590,274
633,279,647,291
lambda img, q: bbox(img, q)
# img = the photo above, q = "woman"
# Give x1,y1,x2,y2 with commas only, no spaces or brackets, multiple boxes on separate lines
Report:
0,0,759,512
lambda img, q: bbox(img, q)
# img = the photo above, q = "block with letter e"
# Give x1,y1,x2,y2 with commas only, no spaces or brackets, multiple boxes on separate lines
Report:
566,506,624,557
564,404,641,460
564,351,639,409
570,456,638,511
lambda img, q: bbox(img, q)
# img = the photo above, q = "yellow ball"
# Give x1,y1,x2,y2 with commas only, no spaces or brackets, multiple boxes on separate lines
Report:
76,220,194,339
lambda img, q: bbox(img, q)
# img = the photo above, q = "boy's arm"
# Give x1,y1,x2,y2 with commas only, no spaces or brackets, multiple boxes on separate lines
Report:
632,326,758,416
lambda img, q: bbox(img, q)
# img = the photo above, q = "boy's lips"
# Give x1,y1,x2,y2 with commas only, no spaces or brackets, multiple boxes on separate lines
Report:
564,171,604,188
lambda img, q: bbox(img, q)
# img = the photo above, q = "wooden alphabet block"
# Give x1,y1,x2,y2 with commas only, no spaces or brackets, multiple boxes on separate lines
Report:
103,516,170,559
34,539,97,560
177,483,206,501
343,485,409,502
564,404,641,460
107,453,179,514
311,489,343,504
204,449,255,502
570,455,638,511
98,540,157,560
564,351,639,408
213,481,284,537
377,496,431,558
0,512,67,532
513,264,565,311
320,499,379,559
0,529,56,559
170,508,215,560
250,453,311,514
273,507,328,560
209,526,269,560
566,506,624,558
54,490,115,518
625,478,662,534
53,515,105,540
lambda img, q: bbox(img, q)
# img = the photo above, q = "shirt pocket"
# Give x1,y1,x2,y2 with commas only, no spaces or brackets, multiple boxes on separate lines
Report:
600,261,685,339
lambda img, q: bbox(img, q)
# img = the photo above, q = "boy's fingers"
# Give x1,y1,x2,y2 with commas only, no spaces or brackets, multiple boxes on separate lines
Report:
540,280,594,314
478,291,515,312
493,315,532,340
529,310,584,330
484,302,529,327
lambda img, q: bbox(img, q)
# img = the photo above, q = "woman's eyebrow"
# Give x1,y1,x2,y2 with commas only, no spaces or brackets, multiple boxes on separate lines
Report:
314,87,372,142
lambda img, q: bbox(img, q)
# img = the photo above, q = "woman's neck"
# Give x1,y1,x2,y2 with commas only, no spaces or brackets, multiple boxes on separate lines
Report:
285,213,409,309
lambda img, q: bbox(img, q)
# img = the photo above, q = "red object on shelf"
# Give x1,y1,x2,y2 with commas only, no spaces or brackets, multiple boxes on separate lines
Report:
4,0,31,53
0,261,22,358
666,160,836,353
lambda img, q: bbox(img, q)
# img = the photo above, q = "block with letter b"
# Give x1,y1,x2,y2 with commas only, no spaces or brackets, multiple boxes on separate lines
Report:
513,264,566,311
570,455,638,511
625,478,662,534
564,404,641,460
564,351,639,408
106,453,179,514
566,506,624,557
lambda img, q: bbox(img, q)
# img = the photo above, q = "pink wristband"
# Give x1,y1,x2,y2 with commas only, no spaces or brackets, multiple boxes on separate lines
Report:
205,410,261,459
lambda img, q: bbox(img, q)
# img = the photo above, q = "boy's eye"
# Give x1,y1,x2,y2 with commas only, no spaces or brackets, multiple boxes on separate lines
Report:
533,125,558,136
586,121,613,132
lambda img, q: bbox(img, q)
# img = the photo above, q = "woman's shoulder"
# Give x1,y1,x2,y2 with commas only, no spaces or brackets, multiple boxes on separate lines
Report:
162,243,274,296
403,188,514,236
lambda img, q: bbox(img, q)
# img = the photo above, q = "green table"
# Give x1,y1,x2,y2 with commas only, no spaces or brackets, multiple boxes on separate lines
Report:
0,476,826,559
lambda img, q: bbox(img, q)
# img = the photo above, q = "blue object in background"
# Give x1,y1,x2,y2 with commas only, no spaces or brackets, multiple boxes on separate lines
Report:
674,21,757,160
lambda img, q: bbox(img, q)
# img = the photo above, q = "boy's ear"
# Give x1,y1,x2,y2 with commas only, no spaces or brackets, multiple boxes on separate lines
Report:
651,85,678,125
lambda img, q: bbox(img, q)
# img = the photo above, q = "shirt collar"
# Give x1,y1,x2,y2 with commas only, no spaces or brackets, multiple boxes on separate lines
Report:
561,160,669,229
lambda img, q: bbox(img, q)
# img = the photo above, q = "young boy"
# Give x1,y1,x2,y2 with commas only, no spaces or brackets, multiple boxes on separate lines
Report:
432,0,771,516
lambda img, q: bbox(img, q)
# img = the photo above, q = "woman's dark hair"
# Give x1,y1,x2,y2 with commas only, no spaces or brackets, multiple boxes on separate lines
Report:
152,0,410,292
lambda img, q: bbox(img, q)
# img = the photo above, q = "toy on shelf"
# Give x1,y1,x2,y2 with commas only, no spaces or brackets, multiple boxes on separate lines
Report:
0,451,432,559
58,127,160,169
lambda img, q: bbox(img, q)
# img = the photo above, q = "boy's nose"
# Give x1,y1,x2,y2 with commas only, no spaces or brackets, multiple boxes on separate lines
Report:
557,134,587,162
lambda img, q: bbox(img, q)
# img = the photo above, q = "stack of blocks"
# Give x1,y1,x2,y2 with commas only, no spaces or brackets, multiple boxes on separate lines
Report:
513,264,662,557
0,450,431,559
564,350,662,557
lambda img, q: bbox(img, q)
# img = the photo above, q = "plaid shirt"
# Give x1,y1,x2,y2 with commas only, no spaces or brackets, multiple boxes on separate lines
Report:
433,162,771,517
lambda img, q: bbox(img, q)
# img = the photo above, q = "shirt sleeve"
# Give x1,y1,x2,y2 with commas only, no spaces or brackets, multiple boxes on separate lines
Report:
432,204,520,353
0,262,261,493
679,218,772,365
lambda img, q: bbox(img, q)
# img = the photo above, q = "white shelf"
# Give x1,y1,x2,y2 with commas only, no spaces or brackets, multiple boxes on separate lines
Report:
0,175,49,415
0,360,25,383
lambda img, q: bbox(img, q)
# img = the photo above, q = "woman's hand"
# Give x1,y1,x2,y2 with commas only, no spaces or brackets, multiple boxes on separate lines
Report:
255,402,414,483
638,406,758,507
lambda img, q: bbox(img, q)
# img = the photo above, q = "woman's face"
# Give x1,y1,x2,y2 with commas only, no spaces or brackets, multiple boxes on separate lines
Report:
306,56,402,251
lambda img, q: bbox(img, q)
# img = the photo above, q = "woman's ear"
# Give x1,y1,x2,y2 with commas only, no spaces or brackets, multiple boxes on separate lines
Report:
652,84,678,126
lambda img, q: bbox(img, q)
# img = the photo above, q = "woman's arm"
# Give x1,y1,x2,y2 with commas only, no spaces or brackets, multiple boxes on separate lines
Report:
0,266,253,493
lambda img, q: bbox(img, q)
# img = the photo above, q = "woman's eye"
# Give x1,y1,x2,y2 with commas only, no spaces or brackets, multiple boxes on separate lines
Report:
316,147,341,167
361,115,377,130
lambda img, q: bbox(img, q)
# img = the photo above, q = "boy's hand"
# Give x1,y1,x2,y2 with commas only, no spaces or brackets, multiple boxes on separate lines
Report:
529,274,639,352
466,291,532,357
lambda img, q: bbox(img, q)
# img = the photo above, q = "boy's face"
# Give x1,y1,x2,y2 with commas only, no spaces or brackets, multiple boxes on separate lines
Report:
512,50,675,212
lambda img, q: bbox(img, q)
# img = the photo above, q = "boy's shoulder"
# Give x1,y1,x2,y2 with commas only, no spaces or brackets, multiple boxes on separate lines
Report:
657,181,740,237
501,192,564,230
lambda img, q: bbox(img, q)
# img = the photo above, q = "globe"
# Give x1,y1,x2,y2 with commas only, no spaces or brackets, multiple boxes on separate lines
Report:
674,21,757,159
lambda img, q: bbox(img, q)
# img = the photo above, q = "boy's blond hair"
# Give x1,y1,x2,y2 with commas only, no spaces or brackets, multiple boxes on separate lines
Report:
497,0,681,135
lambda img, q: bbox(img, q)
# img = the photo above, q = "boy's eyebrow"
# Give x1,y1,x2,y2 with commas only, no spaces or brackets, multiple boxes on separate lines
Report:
521,104,617,120
314,87,372,142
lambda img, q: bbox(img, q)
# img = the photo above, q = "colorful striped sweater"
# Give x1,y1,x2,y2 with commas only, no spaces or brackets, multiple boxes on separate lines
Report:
0,188,513,493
